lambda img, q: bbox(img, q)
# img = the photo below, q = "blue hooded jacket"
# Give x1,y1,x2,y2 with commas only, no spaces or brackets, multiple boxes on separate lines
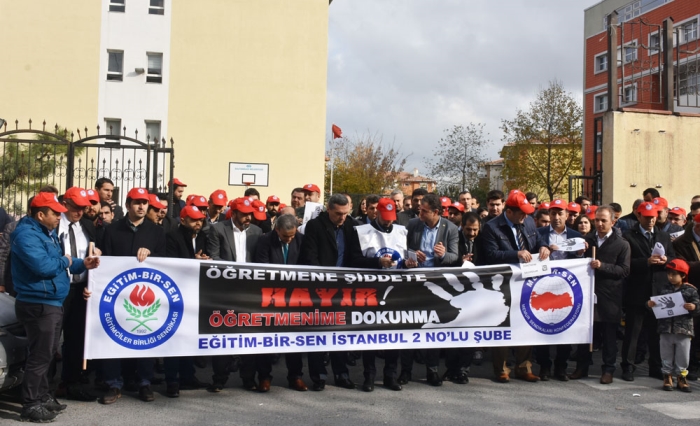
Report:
10,216,86,306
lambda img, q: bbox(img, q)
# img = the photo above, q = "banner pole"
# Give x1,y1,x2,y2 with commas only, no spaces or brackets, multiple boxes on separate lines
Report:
589,246,596,353
83,242,95,370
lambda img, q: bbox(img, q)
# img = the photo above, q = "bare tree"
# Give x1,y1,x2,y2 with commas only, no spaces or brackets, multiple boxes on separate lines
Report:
426,123,490,192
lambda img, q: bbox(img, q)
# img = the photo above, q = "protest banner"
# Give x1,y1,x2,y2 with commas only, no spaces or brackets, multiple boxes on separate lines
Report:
85,257,594,359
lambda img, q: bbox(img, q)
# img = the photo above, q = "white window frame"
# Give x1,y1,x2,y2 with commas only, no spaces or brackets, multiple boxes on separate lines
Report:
109,0,125,13
594,51,608,74
104,118,122,140
593,92,608,113
149,0,165,15
107,50,124,81
145,121,161,144
595,132,602,153
620,83,638,105
648,31,662,55
623,40,638,64
146,52,163,84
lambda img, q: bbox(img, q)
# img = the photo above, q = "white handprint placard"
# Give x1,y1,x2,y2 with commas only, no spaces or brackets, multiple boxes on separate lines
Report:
650,291,687,319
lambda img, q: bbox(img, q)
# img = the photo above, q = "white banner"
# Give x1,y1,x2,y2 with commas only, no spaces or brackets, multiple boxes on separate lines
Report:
84,257,594,359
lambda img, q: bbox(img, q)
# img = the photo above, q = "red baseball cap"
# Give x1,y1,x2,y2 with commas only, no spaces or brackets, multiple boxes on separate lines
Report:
377,197,397,221
63,187,92,208
85,189,100,205
637,201,658,217
440,197,451,217
505,190,534,214
666,258,690,277
210,189,228,206
266,195,281,204
232,197,255,214
669,207,686,217
31,192,67,213
252,200,268,221
303,184,320,193
127,187,149,201
278,203,287,210
585,205,598,219
180,205,205,220
186,195,208,209
147,194,167,210
169,178,187,187
652,197,668,209
538,202,550,211
549,199,566,210
449,202,465,213
567,202,581,213
695,213,700,224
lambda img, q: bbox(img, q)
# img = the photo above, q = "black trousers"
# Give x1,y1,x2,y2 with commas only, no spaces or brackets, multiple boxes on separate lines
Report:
401,349,440,374
621,306,661,373
15,301,63,407
535,344,572,372
445,348,473,374
308,352,348,382
61,283,87,385
363,350,399,379
576,321,618,373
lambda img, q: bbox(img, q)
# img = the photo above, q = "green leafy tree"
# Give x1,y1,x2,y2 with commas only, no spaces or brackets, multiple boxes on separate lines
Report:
426,123,490,193
500,80,583,200
325,133,408,196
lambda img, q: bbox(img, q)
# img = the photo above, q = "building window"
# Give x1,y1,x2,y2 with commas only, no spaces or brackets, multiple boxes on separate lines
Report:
107,50,124,81
595,132,602,153
678,66,700,96
105,119,122,140
649,32,661,54
145,121,161,144
149,0,165,15
624,41,638,63
594,52,608,74
109,0,125,12
594,93,608,113
681,19,698,44
622,84,637,104
146,53,163,83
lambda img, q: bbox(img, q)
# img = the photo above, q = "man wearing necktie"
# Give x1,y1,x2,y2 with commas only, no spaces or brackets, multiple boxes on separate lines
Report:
620,201,676,381
253,213,308,392
57,187,100,402
481,190,550,383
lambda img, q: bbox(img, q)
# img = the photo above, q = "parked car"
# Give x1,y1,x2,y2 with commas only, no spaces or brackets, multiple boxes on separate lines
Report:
0,292,27,392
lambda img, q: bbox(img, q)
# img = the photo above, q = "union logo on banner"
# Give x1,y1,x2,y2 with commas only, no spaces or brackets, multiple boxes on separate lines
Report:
99,268,184,350
520,267,584,335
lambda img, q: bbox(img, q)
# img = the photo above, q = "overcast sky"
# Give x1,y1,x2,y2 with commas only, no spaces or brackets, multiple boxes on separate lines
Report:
326,0,598,174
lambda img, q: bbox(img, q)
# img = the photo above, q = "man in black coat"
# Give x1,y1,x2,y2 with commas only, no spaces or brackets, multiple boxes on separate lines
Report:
253,213,308,392
98,188,166,405
299,194,356,391
456,212,484,267
569,206,630,384
163,206,210,397
620,201,676,381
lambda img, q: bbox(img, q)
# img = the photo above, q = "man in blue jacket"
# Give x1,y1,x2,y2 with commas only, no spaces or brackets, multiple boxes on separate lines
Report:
11,192,99,422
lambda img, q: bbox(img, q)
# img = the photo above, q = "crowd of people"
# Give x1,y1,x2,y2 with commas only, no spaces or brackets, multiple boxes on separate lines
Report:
3,178,700,422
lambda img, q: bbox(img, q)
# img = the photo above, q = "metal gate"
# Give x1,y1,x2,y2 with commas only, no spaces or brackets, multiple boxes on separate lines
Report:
0,119,174,218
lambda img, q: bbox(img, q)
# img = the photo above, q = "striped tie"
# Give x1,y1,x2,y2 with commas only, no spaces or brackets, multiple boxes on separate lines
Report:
516,224,527,251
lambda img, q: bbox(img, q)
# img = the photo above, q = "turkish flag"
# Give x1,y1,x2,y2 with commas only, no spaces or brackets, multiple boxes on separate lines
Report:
332,124,342,139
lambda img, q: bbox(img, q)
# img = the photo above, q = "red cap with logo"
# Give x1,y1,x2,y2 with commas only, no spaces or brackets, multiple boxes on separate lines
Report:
63,187,92,208
303,184,320,193
637,201,658,217
180,205,205,220
210,189,228,207
505,190,535,214
377,197,397,221
169,178,187,187
669,206,686,217
538,202,550,211
449,202,465,213
567,202,581,213
232,197,256,214
186,195,208,209
652,197,668,209
549,199,566,210
148,194,167,210
666,258,690,278
127,187,149,201
585,205,598,219
85,189,100,205
31,192,67,213
440,197,451,217
266,195,281,204
251,200,268,221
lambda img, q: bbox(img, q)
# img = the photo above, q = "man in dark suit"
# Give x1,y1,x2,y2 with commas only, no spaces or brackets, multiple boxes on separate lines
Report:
457,212,484,266
396,188,427,226
206,197,263,392
534,199,583,381
481,189,550,383
299,194,356,391
569,206,630,384
620,201,676,381
401,193,459,387
253,213,308,392
164,206,210,397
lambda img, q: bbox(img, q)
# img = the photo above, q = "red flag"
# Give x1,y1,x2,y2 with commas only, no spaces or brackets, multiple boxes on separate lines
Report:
332,124,342,139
